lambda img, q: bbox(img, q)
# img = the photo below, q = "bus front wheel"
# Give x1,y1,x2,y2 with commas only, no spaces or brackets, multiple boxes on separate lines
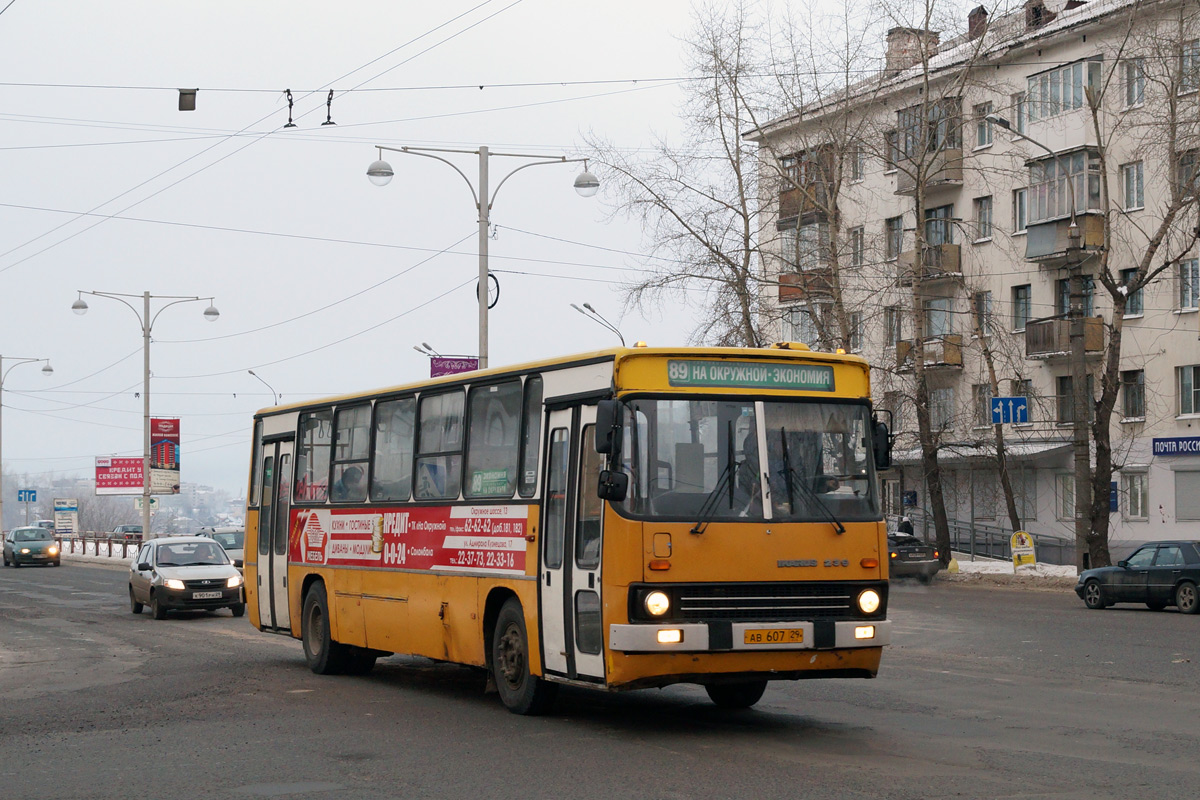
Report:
705,680,768,709
302,582,350,674
491,598,556,715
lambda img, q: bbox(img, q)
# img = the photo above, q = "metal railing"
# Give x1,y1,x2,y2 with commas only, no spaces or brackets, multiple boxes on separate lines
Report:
54,535,141,560
903,512,1074,565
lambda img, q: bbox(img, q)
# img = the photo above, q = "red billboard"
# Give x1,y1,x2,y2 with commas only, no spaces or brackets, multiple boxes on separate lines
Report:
95,457,143,496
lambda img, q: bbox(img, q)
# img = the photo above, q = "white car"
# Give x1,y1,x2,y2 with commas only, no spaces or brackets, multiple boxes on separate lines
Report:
128,536,245,620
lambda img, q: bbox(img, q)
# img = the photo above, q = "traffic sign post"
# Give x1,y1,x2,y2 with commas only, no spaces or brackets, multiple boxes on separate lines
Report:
17,489,35,525
990,396,1029,425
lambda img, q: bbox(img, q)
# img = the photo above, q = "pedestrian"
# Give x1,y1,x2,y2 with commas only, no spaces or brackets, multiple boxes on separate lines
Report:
897,516,914,535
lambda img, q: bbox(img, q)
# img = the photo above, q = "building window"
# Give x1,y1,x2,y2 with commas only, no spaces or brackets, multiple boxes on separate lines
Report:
848,312,863,352
849,226,865,267
781,222,829,271
1182,39,1200,94
1012,284,1031,331
1122,472,1148,520
1122,369,1145,419
930,387,955,430
884,305,902,346
1011,92,1026,134
1056,474,1075,520
850,144,865,181
897,98,961,160
1013,187,1028,233
1027,59,1101,122
1029,150,1101,224
924,296,953,337
1120,268,1143,315
1181,258,1200,310
1057,375,1094,424
785,305,821,347
973,383,994,426
884,130,899,171
1056,276,1095,317
1121,161,1144,210
1179,150,1199,198
974,196,993,240
885,216,904,260
1123,58,1145,107
973,291,992,336
975,102,993,147
1180,365,1200,415
924,204,954,246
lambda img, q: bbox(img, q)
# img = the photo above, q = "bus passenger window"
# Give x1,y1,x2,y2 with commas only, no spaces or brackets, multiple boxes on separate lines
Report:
517,376,543,498
576,425,602,570
371,397,415,502
465,381,522,498
415,390,464,500
296,410,332,502
544,428,568,569
330,404,370,503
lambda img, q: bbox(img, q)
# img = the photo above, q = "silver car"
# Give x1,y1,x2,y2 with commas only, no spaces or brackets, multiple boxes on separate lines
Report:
128,536,245,620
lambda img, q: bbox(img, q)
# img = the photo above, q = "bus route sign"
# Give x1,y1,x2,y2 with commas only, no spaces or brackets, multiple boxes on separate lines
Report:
667,360,835,392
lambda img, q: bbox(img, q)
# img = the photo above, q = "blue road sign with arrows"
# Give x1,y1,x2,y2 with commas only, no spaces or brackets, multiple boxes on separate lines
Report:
17,489,36,503
991,396,1029,424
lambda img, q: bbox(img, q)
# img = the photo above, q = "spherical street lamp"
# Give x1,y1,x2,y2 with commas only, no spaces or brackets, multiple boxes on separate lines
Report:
573,170,600,198
367,159,395,187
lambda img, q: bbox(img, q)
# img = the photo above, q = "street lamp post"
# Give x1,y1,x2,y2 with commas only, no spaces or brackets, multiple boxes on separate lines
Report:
367,145,600,370
248,370,279,406
0,356,53,532
73,291,219,539
571,303,625,346
989,114,1092,569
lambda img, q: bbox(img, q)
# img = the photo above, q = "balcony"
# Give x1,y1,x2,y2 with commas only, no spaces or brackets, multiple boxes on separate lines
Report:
778,268,832,303
896,334,964,371
898,243,961,285
778,183,829,221
1025,214,1105,265
1025,316,1105,359
895,148,963,196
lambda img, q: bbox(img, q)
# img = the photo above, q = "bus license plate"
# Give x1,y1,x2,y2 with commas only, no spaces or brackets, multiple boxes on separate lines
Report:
744,628,803,645
193,591,222,600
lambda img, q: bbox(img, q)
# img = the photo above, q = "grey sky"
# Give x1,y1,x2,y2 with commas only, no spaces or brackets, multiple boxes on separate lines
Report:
0,1,697,495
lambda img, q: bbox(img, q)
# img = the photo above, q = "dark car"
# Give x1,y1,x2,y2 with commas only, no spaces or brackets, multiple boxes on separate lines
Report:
3,526,61,567
888,533,941,583
112,524,143,541
1074,540,1200,613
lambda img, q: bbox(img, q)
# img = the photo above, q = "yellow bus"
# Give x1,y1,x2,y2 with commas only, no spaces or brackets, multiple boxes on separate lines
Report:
245,343,893,714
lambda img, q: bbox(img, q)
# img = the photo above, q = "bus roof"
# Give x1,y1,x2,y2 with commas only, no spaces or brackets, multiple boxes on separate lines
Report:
251,343,871,418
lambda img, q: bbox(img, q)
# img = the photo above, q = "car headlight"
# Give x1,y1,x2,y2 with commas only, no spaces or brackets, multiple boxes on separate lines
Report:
48,546,59,556
857,588,881,615
227,574,244,588
644,590,671,617
19,548,30,554
164,579,186,590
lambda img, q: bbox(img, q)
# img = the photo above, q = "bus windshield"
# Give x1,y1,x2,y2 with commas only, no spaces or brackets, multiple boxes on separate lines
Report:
616,397,880,524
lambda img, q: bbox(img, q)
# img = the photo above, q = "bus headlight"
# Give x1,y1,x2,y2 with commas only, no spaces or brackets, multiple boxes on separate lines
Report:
857,588,881,615
644,591,671,617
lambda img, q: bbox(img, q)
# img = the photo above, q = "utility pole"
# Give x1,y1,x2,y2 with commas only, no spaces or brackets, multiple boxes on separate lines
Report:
1067,223,1092,570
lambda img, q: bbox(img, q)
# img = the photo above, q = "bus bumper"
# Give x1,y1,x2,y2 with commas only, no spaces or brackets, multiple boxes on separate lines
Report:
609,619,891,653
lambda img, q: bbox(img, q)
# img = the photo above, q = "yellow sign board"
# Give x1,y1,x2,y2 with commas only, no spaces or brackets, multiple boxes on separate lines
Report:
1011,530,1037,569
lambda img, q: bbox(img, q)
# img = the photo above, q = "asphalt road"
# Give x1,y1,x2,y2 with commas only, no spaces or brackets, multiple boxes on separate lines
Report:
0,560,1196,800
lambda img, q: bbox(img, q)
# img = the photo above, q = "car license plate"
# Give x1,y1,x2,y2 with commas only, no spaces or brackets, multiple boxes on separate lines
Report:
33,554,48,559
906,552,923,559
744,628,803,645
192,591,222,600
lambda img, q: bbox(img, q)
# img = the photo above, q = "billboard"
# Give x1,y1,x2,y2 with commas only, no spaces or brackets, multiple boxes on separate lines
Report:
430,357,478,378
96,457,143,495
150,417,181,495
53,498,79,536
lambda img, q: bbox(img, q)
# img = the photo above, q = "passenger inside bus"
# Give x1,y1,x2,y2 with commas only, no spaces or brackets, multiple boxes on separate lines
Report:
332,465,366,502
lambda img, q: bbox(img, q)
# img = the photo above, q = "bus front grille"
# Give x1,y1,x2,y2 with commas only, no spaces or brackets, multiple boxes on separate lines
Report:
676,583,855,621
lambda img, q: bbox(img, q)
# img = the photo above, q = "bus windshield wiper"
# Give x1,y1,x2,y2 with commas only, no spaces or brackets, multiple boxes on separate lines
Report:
777,427,845,535
690,421,740,536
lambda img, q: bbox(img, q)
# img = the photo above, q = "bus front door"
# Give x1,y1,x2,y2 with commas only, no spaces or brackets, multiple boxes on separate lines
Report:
257,439,293,632
539,406,605,682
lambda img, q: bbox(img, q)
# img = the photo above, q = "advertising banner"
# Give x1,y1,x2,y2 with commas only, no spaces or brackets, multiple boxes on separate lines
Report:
1011,530,1037,570
150,417,181,495
429,357,478,378
53,498,79,536
289,504,529,576
95,457,144,495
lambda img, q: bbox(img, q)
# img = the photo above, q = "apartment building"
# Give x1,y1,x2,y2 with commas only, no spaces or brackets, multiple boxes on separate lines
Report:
749,0,1200,555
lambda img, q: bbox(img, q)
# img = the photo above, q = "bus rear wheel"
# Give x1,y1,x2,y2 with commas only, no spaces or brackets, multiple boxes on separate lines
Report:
302,582,350,674
705,680,768,709
491,598,556,715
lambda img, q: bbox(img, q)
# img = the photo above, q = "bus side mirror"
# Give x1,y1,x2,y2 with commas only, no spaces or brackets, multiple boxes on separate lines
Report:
595,400,623,457
597,469,629,502
873,420,892,471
